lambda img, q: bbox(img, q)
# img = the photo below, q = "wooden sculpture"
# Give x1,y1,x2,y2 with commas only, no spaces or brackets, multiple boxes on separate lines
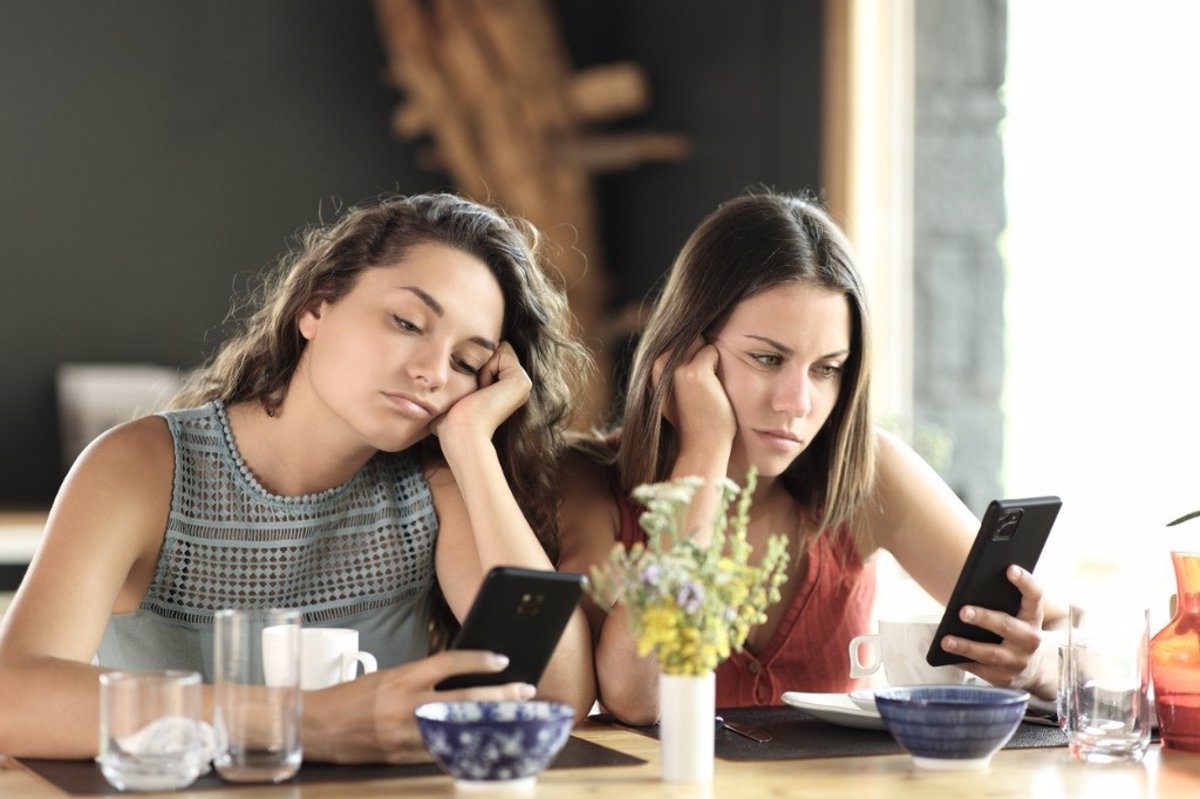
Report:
373,0,689,427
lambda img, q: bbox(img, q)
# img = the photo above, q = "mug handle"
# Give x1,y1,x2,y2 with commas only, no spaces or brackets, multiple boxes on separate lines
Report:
848,634,881,678
341,650,379,681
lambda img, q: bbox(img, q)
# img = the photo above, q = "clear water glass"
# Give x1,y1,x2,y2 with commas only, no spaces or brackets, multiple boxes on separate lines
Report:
213,608,303,783
1067,602,1152,763
98,669,206,791
1056,642,1070,729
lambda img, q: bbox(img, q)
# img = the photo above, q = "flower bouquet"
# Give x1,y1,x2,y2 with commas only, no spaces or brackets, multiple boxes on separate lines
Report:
585,468,790,674
586,469,789,782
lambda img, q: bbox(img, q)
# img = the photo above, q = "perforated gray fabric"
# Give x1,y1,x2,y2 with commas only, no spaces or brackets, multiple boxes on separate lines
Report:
97,400,436,677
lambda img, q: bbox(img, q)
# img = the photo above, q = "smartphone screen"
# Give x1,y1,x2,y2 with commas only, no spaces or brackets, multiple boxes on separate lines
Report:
925,496,1062,667
434,566,585,691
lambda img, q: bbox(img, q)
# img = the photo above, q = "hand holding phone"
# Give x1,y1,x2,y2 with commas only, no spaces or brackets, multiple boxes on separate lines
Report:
434,566,585,691
925,496,1062,667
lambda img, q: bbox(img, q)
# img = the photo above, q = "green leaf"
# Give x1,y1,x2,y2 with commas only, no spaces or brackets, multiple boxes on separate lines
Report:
1167,509,1200,527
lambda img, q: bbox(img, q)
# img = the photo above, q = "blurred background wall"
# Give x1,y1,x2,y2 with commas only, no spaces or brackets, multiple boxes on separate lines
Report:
0,0,824,505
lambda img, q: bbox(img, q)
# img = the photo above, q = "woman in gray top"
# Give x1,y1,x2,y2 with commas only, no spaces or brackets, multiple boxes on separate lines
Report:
0,193,595,762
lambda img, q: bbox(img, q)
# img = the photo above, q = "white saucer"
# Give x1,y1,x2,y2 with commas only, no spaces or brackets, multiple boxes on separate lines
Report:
780,691,887,731
848,689,877,712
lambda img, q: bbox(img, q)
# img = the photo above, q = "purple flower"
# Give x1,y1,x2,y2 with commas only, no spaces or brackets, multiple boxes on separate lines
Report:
676,581,705,614
640,563,662,587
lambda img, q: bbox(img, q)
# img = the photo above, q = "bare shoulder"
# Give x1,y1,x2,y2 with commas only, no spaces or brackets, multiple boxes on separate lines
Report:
5,416,175,657
51,415,175,549
64,416,174,500
855,428,975,552
556,451,621,573
82,414,174,469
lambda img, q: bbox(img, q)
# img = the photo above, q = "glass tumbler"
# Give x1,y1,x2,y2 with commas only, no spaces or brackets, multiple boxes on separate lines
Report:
98,669,206,791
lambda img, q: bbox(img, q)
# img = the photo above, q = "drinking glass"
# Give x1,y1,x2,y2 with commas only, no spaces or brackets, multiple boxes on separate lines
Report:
98,670,207,791
1067,602,1152,763
213,608,303,783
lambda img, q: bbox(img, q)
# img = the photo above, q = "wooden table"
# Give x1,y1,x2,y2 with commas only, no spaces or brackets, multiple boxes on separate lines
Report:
3,720,1199,798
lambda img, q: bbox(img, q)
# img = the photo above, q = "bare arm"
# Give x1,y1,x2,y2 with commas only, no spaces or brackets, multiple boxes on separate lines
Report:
556,455,660,725
654,342,737,544
0,418,173,757
862,429,1064,698
429,345,595,720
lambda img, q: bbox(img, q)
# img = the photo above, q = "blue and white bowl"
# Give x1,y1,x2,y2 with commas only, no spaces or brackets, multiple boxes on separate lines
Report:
415,700,574,788
874,685,1029,770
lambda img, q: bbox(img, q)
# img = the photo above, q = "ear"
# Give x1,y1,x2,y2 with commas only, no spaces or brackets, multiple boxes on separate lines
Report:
297,299,326,341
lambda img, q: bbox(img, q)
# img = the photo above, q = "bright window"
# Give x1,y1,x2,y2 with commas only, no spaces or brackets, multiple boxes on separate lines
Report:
1004,1,1200,625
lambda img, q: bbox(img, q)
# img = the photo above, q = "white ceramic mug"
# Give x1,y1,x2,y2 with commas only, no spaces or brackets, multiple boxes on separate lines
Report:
265,626,378,690
848,615,969,686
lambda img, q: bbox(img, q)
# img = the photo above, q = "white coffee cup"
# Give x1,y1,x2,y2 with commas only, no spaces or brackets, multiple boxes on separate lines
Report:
848,615,969,686
264,626,378,690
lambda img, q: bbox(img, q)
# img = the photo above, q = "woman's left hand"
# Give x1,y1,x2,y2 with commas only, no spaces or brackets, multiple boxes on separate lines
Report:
938,565,1055,698
431,342,531,454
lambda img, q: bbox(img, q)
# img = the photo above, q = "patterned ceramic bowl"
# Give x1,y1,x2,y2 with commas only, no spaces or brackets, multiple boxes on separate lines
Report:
415,700,574,787
874,685,1029,770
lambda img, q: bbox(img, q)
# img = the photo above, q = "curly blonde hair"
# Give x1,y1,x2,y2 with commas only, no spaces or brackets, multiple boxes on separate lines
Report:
173,193,592,557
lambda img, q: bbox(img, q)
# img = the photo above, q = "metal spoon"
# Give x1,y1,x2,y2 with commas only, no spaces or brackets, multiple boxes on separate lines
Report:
715,715,774,743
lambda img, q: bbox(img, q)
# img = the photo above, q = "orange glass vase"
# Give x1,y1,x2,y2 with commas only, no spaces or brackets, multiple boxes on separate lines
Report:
1150,551,1200,753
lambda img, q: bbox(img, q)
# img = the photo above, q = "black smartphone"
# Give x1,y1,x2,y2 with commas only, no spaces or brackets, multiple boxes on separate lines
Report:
434,566,585,690
925,496,1062,667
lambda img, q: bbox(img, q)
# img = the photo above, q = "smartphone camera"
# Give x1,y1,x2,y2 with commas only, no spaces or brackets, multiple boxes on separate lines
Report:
516,592,545,617
993,509,1024,541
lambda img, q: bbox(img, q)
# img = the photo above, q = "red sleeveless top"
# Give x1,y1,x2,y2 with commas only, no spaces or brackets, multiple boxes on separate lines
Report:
614,490,876,707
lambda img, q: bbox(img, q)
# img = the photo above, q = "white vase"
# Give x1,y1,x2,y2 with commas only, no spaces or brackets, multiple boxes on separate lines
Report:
658,671,715,783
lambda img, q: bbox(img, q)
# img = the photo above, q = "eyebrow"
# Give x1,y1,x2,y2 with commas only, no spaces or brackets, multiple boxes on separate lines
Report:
401,285,444,316
400,285,498,352
743,334,849,360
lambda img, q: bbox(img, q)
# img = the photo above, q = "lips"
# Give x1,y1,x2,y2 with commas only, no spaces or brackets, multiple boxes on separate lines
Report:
755,429,804,452
383,391,438,420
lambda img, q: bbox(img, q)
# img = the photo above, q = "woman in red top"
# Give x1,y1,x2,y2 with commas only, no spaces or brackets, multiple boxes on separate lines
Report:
558,191,1064,723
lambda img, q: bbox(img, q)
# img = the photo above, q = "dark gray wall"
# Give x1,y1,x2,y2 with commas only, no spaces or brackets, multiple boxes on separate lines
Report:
0,0,824,505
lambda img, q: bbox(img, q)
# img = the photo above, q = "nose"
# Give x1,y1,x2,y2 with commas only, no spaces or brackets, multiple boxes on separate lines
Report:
406,346,448,391
773,369,812,418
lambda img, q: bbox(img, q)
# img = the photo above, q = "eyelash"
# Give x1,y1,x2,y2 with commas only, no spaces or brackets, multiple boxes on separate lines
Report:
394,315,483,377
393,314,421,334
814,364,843,379
453,359,482,377
750,353,844,379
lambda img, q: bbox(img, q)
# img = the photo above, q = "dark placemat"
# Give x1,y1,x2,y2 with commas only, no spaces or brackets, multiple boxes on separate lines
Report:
594,706,1072,762
21,735,645,796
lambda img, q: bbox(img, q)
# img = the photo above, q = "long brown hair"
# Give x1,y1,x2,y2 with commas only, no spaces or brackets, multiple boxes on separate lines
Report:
172,192,592,557
618,191,875,534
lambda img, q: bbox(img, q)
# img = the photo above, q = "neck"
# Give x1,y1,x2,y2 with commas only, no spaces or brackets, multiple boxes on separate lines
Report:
224,395,378,497
747,476,797,525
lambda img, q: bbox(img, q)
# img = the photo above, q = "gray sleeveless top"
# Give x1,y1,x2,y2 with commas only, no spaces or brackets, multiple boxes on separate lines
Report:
97,400,437,680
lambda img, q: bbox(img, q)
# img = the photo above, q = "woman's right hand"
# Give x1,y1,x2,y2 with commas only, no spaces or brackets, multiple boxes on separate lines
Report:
302,650,536,764
651,338,737,455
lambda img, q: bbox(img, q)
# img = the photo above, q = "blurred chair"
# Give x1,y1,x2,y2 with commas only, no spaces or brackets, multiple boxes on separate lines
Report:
56,363,182,470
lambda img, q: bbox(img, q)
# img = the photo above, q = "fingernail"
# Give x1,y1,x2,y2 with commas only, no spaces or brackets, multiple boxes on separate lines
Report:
518,683,536,699
961,606,976,621
944,637,959,652
1009,564,1024,579
488,654,511,670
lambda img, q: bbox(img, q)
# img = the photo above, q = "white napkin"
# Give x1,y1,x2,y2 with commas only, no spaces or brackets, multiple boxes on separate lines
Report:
101,717,218,775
